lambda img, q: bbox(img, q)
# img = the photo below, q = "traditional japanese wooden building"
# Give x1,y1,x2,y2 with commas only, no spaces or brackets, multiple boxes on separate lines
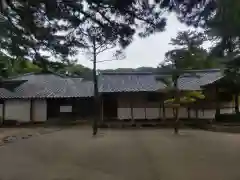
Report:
0,69,236,125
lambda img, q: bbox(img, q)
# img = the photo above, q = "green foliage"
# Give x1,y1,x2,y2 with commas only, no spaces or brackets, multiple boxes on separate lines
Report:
159,30,218,109
0,54,11,78
187,91,205,100
207,0,240,38
206,0,240,60
164,91,205,105
44,61,92,80
12,58,42,75
157,0,217,27
162,30,221,70
0,54,42,78
0,0,167,65
215,113,240,123
65,64,93,80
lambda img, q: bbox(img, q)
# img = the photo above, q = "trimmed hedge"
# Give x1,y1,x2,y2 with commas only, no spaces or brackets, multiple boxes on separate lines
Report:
215,113,240,122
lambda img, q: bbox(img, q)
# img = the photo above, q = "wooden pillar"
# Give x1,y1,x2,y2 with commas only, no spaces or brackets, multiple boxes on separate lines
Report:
46,99,49,121
187,107,190,119
159,102,161,120
2,100,5,125
101,97,104,123
195,108,199,119
234,93,239,113
144,105,147,120
215,87,220,117
130,98,134,124
162,102,166,121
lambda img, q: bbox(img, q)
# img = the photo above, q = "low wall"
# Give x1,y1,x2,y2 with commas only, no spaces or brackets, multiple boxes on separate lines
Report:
33,100,47,122
5,100,31,123
3,99,47,123
116,95,233,121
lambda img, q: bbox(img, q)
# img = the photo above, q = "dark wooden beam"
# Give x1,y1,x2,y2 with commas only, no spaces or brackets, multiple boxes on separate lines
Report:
215,87,220,116
130,99,134,124
144,103,147,120
2,100,5,125
234,93,239,113
195,108,199,119
162,103,166,121
187,107,190,119
101,97,104,123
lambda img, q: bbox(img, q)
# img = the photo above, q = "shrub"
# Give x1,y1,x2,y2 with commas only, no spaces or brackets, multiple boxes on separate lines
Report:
215,113,240,122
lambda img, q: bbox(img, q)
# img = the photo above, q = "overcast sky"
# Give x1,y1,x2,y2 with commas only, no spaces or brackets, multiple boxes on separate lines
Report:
77,13,190,70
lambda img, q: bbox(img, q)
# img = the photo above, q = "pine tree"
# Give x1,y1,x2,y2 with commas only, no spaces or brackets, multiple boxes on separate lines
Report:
0,0,166,66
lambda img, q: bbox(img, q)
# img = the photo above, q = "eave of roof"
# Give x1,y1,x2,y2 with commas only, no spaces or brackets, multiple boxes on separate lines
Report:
6,72,94,98
99,69,222,92
0,69,223,99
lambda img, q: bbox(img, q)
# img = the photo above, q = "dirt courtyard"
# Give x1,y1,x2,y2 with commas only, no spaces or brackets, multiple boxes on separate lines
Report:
0,128,240,180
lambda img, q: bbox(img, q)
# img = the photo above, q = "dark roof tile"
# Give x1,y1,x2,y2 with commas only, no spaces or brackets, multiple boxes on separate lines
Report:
10,73,93,98
99,69,223,92
2,69,223,99
0,88,18,98
177,70,222,90
98,73,166,92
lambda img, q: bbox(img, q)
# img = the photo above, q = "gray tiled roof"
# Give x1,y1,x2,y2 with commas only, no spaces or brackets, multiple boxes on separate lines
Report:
99,69,223,92
0,88,18,98
1,69,223,99
177,69,222,90
10,73,93,98
98,72,166,92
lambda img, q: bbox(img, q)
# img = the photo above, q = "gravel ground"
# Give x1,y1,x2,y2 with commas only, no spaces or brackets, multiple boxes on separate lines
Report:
0,127,60,145
0,128,239,180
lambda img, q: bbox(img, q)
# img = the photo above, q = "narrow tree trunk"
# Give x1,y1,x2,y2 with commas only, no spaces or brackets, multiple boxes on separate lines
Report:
92,36,99,136
174,84,180,134
187,107,190,119
174,107,179,134
162,102,166,121
130,100,134,124
235,93,239,114
195,108,199,119
172,75,181,134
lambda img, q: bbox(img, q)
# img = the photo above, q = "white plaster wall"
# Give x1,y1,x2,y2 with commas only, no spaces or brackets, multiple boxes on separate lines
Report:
118,108,131,120
179,108,188,118
133,108,145,119
146,108,159,119
190,109,196,118
5,100,31,122
198,109,215,119
220,108,234,114
33,100,47,122
159,108,163,118
118,96,131,120
165,108,174,118
117,96,163,120
145,102,161,119
117,95,225,120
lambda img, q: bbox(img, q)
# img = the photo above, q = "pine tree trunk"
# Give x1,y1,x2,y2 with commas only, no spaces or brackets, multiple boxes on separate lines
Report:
92,37,99,136
162,102,166,121
174,107,179,134
174,87,180,134
173,76,180,134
